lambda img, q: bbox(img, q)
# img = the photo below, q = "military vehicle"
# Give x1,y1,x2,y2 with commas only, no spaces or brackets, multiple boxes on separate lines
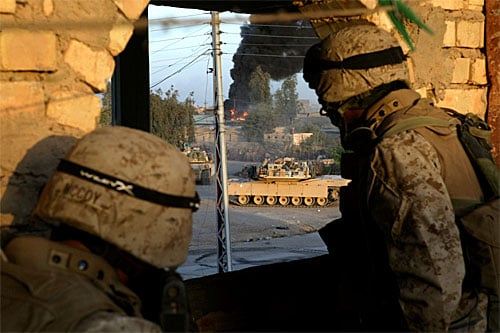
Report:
183,147,215,185
227,157,349,207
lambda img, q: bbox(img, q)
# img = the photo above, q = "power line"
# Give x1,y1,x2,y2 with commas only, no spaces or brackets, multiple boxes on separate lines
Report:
149,22,207,32
226,42,315,47
151,51,210,88
151,42,210,68
233,53,305,58
151,42,211,55
222,22,314,29
150,32,210,43
230,32,318,39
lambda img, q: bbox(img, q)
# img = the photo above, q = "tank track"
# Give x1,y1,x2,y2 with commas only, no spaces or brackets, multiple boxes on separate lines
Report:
229,198,338,208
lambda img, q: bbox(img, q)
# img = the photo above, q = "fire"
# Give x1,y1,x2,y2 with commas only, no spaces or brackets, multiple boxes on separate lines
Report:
235,111,248,121
229,109,248,121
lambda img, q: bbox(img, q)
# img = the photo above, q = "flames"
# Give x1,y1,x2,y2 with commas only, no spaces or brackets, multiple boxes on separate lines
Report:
229,108,248,121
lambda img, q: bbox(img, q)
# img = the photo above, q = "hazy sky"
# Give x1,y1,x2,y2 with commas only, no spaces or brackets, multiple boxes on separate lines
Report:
148,5,318,108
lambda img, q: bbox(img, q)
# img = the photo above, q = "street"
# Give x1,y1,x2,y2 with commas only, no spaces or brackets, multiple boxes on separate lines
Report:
177,161,341,279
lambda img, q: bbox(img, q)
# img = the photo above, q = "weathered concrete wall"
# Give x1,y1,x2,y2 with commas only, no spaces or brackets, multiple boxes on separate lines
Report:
0,0,149,228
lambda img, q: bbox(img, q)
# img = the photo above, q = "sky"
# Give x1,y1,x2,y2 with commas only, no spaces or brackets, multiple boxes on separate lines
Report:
147,5,318,108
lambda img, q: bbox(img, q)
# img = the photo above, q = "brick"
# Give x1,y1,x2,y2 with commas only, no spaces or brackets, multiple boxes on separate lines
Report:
451,58,471,83
359,0,378,9
64,40,115,92
0,81,45,114
108,17,134,56
42,0,54,16
432,0,464,10
471,58,487,84
0,30,57,71
112,0,149,20
46,91,101,132
456,20,484,48
0,0,16,13
443,21,456,47
467,0,484,11
437,88,487,117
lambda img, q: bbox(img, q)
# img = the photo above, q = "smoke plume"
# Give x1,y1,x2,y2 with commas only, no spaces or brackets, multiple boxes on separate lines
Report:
224,17,319,118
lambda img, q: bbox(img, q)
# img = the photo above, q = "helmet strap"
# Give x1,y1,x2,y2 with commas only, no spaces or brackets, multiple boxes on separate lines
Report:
57,159,200,211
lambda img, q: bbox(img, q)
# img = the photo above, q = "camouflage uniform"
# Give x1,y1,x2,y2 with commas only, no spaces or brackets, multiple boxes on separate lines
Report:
356,89,488,331
2,126,198,332
1,236,162,332
303,23,492,330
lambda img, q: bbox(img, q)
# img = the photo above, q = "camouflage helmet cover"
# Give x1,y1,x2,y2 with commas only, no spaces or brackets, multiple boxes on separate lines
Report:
33,126,199,269
304,24,410,103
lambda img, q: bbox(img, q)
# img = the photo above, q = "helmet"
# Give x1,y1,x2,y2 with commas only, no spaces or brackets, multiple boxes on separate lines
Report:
33,126,199,269
303,24,410,103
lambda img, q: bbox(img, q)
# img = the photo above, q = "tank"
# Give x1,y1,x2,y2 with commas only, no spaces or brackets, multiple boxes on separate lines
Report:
183,147,215,185
228,157,350,207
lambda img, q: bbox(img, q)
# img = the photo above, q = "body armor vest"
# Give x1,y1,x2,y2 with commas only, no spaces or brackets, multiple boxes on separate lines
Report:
1,237,140,332
320,89,493,330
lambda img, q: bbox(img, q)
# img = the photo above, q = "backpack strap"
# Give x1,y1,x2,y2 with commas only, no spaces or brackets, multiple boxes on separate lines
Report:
379,116,455,138
376,107,499,201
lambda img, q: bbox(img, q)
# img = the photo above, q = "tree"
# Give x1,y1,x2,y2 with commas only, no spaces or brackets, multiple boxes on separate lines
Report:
99,81,112,126
241,66,275,141
99,84,195,148
248,65,272,105
151,86,195,148
273,75,303,126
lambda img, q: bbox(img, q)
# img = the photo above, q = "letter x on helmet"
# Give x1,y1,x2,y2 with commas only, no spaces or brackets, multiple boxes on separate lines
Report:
33,126,199,269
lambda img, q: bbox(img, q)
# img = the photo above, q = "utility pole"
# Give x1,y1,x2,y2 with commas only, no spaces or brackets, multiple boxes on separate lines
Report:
211,11,232,273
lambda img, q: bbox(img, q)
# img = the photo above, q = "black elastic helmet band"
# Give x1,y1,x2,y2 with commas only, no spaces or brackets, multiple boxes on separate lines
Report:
57,159,200,211
318,46,406,71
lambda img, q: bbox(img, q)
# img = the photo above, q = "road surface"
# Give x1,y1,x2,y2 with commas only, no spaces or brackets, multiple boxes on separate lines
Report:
178,161,341,279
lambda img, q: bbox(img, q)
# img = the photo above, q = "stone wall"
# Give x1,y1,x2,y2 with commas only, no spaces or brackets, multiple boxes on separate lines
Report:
0,0,497,229
0,0,149,228
365,0,488,116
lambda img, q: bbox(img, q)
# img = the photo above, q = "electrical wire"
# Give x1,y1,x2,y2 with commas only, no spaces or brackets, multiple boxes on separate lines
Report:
227,32,318,39
233,53,305,58
150,32,211,43
148,10,321,103
151,51,211,88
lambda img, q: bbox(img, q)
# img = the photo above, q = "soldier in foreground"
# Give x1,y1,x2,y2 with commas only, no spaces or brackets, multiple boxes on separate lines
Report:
304,23,498,331
1,126,199,332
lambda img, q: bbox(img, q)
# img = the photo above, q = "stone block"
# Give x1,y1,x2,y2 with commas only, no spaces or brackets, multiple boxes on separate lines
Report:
456,20,484,48
471,58,487,85
108,16,134,56
64,39,115,92
443,21,456,47
437,88,487,117
432,0,464,10
467,0,484,11
451,58,470,83
46,91,101,132
42,0,54,16
112,0,149,20
0,0,16,13
0,30,57,71
0,81,45,114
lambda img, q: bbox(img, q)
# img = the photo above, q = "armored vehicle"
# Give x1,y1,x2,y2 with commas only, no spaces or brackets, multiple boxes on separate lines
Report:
183,147,215,185
228,157,349,207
